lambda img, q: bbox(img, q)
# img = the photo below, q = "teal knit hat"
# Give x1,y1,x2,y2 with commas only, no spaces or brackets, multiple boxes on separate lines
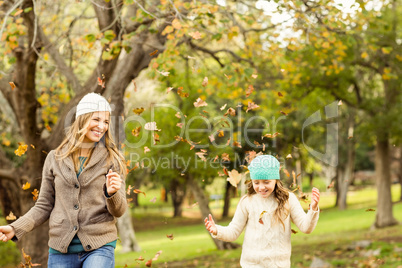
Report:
248,155,280,180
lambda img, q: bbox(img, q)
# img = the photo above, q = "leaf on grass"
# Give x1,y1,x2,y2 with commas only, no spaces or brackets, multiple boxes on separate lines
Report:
133,189,146,197
152,250,162,261
144,146,150,154
194,98,208,107
135,256,145,262
166,234,174,240
259,211,267,224
246,102,259,113
227,169,241,187
366,208,375,212
6,211,16,221
145,260,152,267
22,182,31,190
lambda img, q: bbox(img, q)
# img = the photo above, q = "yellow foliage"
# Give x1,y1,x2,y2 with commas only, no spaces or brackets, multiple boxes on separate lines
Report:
22,182,31,190
15,143,28,156
361,52,369,59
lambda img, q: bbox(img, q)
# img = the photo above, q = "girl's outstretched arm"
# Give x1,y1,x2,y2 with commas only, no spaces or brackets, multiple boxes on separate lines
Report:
204,214,217,236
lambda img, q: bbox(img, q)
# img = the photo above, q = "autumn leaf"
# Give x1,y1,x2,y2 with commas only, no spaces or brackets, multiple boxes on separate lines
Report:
166,87,174,94
251,74,258,79
218,130,224,137
221,153,230,162
227,169,241,187
132,126,141,137
189,31,201,39
259,211,267,224
157,70,170,76
246,85,254,97
246,101,259,113
150,197,157,203
153,250,162,261
30,144,35,149
278,92,283,97
338,100,343,106
195,151,207,162
145,260,152,267
9,82,16,90
283,169,290,177
220,104,227,110
133,80,137,92
177,87,189,97
13,9,23,16
32,189,39,201
291,229,298,234
166,234,174,240
202,77,208,87
144,122,160,131
133,107,145,115
280,110,288,116
133,189,146,197
176,123,183,128
262,132,280,139
6,211,16,221
366,208,375,212
286,154,292,159
327,180,335,189
172,18,181,29
153,133,160,145
22,182,31,190
194,97,208,107
135,256,145,261
233,141,242,148
208,134,215,142
224,108,236,116
97,75,106,88
144,146,150,154
224,73,232,79
149,50,158,56
15,143,28,156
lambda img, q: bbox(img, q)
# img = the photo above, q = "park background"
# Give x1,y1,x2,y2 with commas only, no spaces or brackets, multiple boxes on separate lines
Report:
0,0,401,267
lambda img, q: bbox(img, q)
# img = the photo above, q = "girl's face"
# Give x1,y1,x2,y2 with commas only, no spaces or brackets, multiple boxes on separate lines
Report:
252,179,276,198
83,111,110,143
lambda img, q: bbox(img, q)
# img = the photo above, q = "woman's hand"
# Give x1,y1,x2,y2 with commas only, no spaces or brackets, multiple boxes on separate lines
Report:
0,225,15,242
106,169,122,196
311,187,320,211
204,214,217,236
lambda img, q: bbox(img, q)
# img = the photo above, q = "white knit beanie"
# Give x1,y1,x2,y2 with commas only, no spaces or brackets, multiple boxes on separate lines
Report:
75,93,111,119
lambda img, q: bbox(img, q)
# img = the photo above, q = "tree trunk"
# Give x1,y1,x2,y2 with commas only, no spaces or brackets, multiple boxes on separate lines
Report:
117,210,141,253
373,138,398,228
170,179,186,217
222,181,234,218
186,175,239,250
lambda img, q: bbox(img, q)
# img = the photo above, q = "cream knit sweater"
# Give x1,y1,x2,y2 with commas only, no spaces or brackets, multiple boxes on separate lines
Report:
213,192,319,268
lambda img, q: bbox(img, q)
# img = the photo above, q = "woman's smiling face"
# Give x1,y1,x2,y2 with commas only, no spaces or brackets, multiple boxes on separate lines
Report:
83,111,110,143
252,179,276,198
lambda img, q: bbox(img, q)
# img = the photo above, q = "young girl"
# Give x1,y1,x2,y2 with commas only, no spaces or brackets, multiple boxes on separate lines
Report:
0,93,127,268
205,154,320,268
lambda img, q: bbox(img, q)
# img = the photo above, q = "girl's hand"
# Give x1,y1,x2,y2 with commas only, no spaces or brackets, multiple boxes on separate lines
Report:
106,169,122,196
0,226,15,242
204,214,217,236
311,187,320,211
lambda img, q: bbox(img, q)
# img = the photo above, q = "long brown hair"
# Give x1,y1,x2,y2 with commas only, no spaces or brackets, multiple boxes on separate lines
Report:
55,112,126,176
247,180,290,229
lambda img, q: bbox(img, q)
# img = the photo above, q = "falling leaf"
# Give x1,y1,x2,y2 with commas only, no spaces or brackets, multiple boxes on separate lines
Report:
133,107,145,115
348,136,353,139
15,143,28,156
202,77,208,87
254,141,261,146
166,234,174,240
221,153,230,162
251,74,258,79
150,197,157,203
246,102,259,113
366,208,375,212
145,260,152,267
46,125,52,131
133,189,146,197
153,133,160,145
189,31,202,39
9,82,16,90
30,144,35,149
157,70,170,76
283,169,290,177
195,152,207,162
280,110,288,116
233,141,242,148
144,122,160,131
133,80,138,92
338,100,343,106
177,87,189,97
166,87,174,94
22,182,31,190
135,256,145,262
97,75,106,88
327,180,335,189
246,85,254,97
224,74,232,80
152,250,163,261
208,134,215,142
6,211,16,220
286,154,292,159
227,169,241,187
149,50,158,56
194,98,208,107
218,130,224,137
220,104,227,110
278,92,283,97
223,167,229,176
132,126,142,137
259,211,267,224
291,229,298,234
224,108,236,116
13,9,23,16
32,189,39,201
172,18,182,29
213,155,219,162
176,123,183,128
144,146,150,154
262,132,280,139
226,138,231,146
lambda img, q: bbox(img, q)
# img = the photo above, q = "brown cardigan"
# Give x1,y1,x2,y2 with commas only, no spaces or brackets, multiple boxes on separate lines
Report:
10,143,127,253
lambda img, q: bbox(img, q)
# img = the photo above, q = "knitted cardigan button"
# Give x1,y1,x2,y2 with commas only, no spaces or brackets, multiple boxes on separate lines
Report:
86,245,91,250
74,183,79,189
74,204,79,210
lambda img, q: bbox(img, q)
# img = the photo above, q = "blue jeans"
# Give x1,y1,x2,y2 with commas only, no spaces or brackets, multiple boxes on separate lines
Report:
48,245,115,268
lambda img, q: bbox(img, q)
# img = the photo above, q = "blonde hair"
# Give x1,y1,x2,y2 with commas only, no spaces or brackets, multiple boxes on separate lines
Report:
247,180,290,230
55,112,126,177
